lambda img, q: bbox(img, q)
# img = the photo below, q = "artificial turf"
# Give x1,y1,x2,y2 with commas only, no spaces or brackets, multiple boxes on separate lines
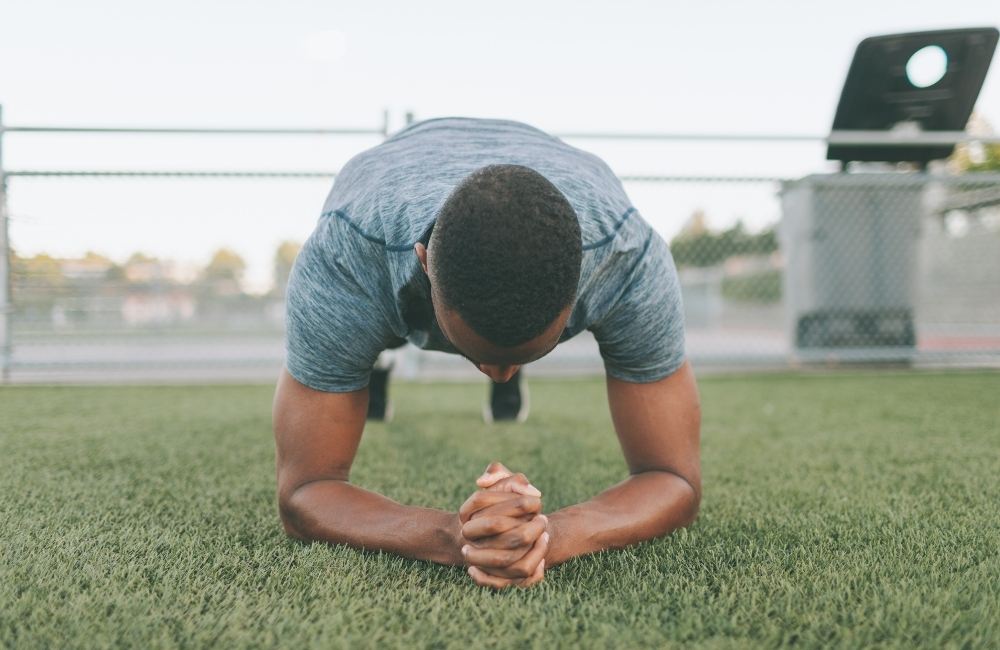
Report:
1,371,998,648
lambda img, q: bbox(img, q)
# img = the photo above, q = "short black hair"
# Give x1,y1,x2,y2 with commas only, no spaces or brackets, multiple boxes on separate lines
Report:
430,164,582,347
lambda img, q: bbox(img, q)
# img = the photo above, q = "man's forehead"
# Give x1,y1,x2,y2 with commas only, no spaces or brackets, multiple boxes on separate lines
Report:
455,336,557,366
443,311,561,365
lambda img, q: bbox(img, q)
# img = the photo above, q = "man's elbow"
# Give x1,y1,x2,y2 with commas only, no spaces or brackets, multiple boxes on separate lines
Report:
676,479,701,529
277,487,311,541
278,477,351,542
660,471,701,530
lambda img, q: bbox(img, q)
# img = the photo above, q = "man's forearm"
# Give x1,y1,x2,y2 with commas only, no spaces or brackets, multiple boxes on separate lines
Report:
545,470,699,566
281,480,464,566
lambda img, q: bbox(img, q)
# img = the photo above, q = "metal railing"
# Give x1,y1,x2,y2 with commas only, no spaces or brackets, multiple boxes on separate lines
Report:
3,106,1000,382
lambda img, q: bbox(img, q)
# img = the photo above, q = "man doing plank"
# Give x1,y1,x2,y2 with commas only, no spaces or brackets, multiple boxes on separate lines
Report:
273,117,701,589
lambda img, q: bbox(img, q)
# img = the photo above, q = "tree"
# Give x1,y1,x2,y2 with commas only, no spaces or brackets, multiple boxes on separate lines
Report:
197,248,247,298
272,241,301,297
949,143,1000,172
10,251,67,319
75,251,119,283
122,252,171,285
678,208,710,238
948,113,1000,173
12,252,64,289
670,215,778,268
125,252,156,266
201,248,246,284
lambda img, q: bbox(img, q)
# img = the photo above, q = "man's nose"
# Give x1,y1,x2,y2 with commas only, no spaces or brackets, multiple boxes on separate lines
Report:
479,364,520,383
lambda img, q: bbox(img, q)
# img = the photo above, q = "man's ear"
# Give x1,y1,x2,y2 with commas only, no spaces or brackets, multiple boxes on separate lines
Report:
414,242,429,275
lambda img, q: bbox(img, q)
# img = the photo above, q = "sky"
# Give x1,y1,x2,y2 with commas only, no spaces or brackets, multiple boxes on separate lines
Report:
1,0,998,292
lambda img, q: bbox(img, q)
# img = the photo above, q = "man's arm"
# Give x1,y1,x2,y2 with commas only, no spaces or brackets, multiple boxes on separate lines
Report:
544,360,702,566
273,368,466,565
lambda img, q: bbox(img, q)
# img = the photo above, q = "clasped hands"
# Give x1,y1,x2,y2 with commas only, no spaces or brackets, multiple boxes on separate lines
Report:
458,462,549,589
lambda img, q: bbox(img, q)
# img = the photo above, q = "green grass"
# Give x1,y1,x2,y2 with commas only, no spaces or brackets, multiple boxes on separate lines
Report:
2,371,998,649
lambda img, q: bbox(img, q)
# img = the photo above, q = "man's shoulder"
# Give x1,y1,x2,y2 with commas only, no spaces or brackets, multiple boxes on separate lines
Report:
290,215,395,296
573,215,677,326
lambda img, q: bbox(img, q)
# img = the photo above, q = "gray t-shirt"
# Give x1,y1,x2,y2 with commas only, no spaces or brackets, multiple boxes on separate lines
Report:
285,117,685,392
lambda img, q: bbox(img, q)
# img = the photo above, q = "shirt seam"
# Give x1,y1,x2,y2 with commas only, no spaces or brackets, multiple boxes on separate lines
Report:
322,206,637,253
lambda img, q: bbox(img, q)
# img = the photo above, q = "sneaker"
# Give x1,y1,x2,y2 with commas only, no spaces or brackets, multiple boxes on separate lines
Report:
367,367,394,422
483,370,529,423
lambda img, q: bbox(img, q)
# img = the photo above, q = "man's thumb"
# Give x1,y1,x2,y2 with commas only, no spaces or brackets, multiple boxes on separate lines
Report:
476,461,513,488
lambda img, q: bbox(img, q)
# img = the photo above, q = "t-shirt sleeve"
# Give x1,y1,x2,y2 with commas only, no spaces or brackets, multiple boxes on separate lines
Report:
284,218,397,393
589,230,687,383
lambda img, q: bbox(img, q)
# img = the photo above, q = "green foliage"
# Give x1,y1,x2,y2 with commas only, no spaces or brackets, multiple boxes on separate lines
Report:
670,222,778,268
11,251,64,288
200,248,246,283
10,252,67,316
272,240,302,297
1,373,998,648
721,269,782,303
125,251,157,266
950,141,1000,172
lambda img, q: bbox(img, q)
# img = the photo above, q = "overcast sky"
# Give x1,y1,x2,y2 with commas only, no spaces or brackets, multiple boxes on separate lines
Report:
2,0,998,292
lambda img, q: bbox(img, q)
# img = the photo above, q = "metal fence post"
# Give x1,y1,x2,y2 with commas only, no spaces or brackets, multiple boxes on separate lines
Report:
0,104,11,382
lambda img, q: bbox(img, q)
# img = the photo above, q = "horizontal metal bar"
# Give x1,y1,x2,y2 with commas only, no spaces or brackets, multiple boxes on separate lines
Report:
2,124,821,141
1,125,383,136
6,170,336,178
554,131,826,142
10,358,283,369
825,130,998,146
620,174,788,183
4,125,999,145
556,130,1000,146
9,170,1000,185
6,170,787,182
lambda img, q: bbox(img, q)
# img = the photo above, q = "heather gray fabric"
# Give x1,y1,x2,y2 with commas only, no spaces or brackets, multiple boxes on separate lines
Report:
285,117,685,392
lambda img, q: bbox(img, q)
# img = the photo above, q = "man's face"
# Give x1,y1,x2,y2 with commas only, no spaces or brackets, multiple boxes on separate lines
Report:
415,242,569,382
434,301,571,383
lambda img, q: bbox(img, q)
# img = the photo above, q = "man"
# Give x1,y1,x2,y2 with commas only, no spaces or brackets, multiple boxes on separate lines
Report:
273,117,701,589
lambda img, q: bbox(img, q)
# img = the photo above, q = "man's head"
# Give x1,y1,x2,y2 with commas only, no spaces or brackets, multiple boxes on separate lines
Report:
414,164,582,382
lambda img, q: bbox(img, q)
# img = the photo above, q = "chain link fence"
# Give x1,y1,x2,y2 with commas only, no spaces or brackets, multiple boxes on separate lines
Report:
2,113,999,383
